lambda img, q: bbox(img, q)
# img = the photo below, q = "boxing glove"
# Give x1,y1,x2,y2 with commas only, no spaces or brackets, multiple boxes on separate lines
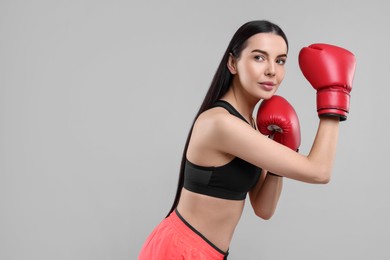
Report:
299,43,356,121
256,95,301,152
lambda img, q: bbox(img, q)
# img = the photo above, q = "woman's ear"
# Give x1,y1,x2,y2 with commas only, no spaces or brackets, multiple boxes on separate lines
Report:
227,53,237,74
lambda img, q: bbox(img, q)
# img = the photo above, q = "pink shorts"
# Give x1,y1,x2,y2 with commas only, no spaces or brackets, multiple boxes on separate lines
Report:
138,209,228,259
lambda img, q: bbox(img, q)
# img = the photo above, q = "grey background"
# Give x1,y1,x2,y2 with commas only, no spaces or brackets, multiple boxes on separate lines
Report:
1,0,388,259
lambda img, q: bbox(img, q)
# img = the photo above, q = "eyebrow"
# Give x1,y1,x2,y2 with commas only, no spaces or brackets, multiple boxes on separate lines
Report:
251,49,287,58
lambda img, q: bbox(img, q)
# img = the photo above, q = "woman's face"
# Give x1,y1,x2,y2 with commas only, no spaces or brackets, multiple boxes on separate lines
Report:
228,33,288,100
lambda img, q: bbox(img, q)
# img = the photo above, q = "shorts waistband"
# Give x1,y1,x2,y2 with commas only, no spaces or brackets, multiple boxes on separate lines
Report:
170,209,229,258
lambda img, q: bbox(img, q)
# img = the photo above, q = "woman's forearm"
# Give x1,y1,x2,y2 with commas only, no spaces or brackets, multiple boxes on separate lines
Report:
307,117,340,183
251,174,283,220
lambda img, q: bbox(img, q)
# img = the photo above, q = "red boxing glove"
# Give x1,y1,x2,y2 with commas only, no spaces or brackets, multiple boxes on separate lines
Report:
256,95,301,152
299,43,356,121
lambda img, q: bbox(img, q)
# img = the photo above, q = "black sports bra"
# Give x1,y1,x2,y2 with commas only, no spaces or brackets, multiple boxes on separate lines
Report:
183,100,262,200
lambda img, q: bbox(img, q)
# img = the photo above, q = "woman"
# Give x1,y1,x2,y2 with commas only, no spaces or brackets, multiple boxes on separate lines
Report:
139,20,355,259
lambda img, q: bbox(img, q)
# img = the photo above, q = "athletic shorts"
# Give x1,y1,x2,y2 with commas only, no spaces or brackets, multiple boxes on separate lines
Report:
138,209,229,259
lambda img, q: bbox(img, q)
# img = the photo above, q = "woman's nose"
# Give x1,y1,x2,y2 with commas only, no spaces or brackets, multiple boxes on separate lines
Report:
265,62,276,77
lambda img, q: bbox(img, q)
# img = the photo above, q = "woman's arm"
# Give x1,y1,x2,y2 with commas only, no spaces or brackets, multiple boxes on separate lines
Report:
249,170,283,220
247,116,339,219
305,118,339,183
202,113,340,184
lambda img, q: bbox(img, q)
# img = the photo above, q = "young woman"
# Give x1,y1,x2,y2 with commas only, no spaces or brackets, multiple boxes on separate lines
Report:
139,20,355,259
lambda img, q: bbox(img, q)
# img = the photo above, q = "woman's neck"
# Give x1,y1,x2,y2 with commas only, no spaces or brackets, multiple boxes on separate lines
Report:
221,86,259,124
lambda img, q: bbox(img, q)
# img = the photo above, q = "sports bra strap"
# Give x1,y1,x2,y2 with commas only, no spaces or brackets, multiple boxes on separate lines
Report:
213,100,252,127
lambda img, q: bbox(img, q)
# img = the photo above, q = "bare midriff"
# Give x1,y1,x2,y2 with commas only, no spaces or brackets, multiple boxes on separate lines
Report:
176,188,246,253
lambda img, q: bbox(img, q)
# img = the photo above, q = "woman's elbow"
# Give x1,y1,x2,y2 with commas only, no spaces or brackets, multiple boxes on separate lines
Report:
317,175,331,184
311,168,332,184
255,209,275,220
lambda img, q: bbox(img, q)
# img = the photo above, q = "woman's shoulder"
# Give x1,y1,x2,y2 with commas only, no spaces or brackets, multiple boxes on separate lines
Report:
190,106,261,159
194,107,250,137
196,107,231,128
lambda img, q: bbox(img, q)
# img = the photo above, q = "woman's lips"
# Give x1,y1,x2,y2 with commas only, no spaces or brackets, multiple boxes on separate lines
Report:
259,81,275,91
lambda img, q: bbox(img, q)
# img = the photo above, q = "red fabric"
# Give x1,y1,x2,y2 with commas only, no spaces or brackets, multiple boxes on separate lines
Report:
139,210,226,259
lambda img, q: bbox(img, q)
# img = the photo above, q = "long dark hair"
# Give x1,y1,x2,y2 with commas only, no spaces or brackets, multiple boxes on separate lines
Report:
166,20,288,217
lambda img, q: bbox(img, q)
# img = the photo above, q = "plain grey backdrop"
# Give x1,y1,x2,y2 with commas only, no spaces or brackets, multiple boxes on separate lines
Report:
1,0,389,259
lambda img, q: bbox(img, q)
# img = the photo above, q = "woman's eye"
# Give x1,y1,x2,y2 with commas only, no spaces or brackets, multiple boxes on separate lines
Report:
276,59,286,65
254,55,265,61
